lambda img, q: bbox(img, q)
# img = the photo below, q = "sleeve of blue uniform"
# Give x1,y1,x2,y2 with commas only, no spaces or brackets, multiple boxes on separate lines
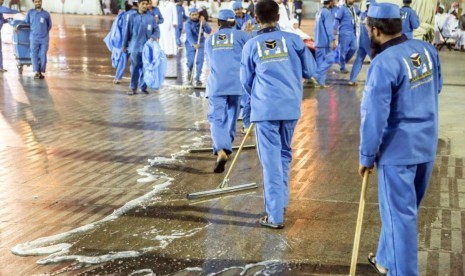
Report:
325,14,335,42
0,6,20,14
123,16,131,48
151,19,160,40
156,8,164,24
436,51,443,94
333,9,342,30
297,39,315,79
47,14,52,32
205,36,211,64
203,22,212,34
359,63,393,167
185,22,196,45
410,11,420,30
240,44,255,96
24,10,31,24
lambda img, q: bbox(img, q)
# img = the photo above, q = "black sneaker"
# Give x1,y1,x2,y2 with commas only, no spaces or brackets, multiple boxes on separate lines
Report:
34,73,41,79
140,88,149,95
213,150,229,173
39,73,45,79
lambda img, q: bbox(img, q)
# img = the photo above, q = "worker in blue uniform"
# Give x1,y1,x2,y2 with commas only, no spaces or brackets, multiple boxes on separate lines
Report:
175,0,186,48
205,9,250,173
359,3,442,275
240,0,316,229
348,0,371,86
232,2,253,30
147,0,164,25
184,8,212,86
122,0,160,95
313,0,336,87
400,0,419,40
334,0,359,73
112,2,138,84
24,0,52,79
0,1,19,72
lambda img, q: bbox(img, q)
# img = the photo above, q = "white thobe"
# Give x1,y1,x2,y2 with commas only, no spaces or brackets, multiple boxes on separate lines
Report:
159,0,178,56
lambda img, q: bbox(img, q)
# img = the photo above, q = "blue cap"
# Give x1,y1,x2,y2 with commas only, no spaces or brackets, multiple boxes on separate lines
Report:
367,3,400,19
189,7,199,13
218,9,236,21
232,2,242,10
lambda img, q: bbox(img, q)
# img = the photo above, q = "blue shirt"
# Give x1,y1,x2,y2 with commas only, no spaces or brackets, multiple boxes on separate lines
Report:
314,7,335,48
123,12,160,53
334,4,359,36
235,14,253,30
240,27,316,121
400,6,420,39
148,7,164,25
0,6,19,32
205,27,250,97
184,19,212,46
175,5,186,28
24,9,52,43
359,36,442,166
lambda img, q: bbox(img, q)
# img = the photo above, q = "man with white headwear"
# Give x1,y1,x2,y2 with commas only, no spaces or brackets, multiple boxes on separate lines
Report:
275,0,291,31
159,0,178,56
434,4,447,46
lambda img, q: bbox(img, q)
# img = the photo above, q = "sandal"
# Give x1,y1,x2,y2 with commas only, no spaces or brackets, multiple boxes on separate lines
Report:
259,215,284,229
367,253,387,275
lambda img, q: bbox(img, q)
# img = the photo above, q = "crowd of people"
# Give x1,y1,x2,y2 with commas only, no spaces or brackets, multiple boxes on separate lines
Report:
0,0,450,275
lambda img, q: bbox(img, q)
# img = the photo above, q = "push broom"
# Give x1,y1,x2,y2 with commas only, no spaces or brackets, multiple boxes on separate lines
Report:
187,123,258,199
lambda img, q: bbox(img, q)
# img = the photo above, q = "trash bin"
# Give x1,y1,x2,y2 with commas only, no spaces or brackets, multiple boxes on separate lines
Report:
10,20,32,74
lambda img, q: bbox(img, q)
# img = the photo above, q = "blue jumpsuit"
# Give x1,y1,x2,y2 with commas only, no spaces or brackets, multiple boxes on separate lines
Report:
360,35,442,275
241,27,316,225
24,8,52,73
148,7,164,24
205,27,250,155
400,6,420,39
184,19,212,81
175,5,186,46
314,6,335,85
349,11,370,83
123,11,160,90
334,3,359,72
0,6,19,70
115,9,138,81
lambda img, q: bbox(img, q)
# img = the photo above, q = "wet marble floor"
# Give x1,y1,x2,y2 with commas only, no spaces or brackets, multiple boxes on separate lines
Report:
1,14,465,276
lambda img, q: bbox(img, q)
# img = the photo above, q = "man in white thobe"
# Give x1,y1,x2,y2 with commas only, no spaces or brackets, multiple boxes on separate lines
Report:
159,0,178,56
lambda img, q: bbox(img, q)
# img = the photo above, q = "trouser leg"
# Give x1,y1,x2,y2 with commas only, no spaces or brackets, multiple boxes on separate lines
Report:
349,47,367,83
115,52,128,80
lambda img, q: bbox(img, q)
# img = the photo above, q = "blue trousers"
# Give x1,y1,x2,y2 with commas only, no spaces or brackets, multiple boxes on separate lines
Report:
349,46,368,83
240,93,251,128
315,48,334,85
208,95,241,155
115,52,128,81
376,162,434,276
129,51,147,90
255,120,297,224
186,43,204,81
31,42,49,73
175,26,182,46
338,33,357,71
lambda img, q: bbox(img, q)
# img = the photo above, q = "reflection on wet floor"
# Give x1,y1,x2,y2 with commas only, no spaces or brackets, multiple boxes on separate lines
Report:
1,14,465,276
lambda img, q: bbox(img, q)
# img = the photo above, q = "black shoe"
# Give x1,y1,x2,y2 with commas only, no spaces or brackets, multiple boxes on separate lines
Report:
340,68,349,74
213,150,228,173
39,73,45,79
140,88,149,94
367,253,388,275
127,89,136,96
34,73,41,79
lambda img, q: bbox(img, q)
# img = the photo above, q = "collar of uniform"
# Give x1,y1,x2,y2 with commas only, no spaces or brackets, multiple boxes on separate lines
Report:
379,34,408,53
258,27,278,35
219,26,233,30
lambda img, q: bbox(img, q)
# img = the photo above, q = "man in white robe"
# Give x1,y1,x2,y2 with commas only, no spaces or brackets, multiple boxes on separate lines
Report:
275,0,291,31
159,0,178,56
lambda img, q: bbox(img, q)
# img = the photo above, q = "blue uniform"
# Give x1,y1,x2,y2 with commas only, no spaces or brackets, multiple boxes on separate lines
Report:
205,27,250,155
0,6,19,70
241,27,316,225
235,13,253,30
314,7,335,85
148,7,164,25
349,11,371,83
123,11,160,90
400,6,420,39
184,19,212,81
175,5,186,46
360,36,442,275
334,3,359,71
24,8,52,73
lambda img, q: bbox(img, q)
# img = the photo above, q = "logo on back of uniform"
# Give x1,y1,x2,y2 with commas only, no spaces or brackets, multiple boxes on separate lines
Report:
401,11,407,21
257,37,289,62
402,49,434,88
212,33,234,49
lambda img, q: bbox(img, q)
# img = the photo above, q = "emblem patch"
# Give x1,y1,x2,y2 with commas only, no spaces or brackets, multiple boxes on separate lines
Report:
218,34,226,41
410,53,422,68
265,40,276,50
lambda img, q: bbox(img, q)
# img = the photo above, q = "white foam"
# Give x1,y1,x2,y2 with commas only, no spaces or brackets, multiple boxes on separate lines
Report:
128,269,156,276
37,251,141,265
